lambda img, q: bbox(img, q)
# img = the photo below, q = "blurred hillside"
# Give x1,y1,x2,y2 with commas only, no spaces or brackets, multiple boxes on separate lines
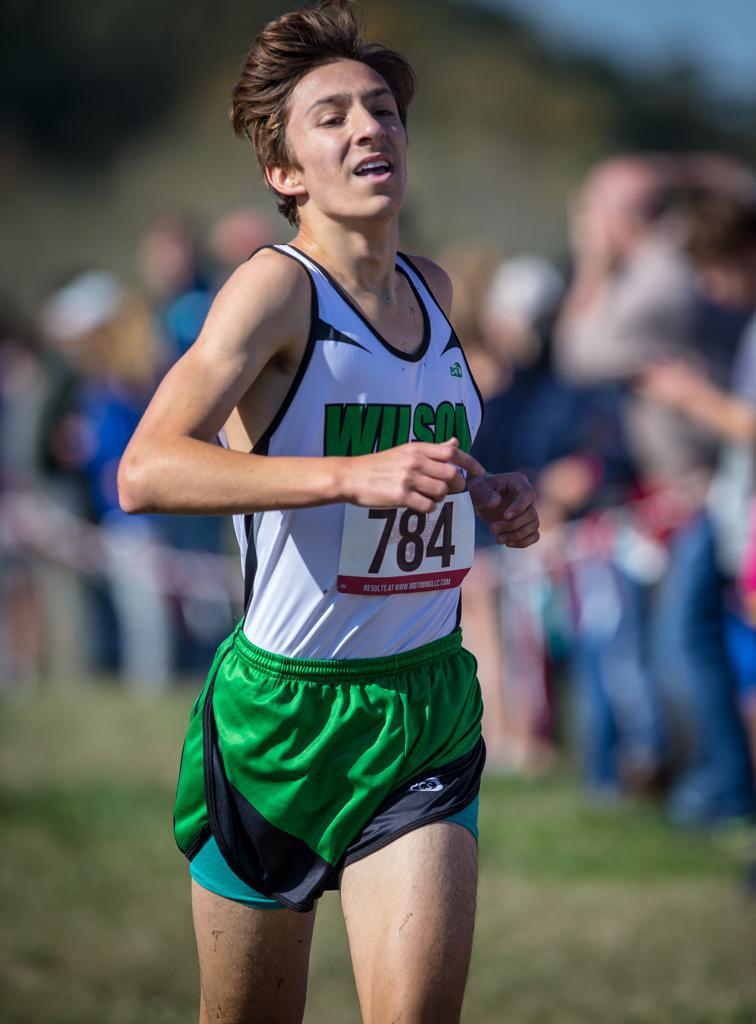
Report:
2,0,755,310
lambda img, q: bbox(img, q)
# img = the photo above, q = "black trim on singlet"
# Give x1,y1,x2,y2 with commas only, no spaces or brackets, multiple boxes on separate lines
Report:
244,242,278,264
315,319,371,352
454,592,462,631
397,252,486,424
253,246,320,457
441,331,462,355
288,244,431,363
242,514,258,614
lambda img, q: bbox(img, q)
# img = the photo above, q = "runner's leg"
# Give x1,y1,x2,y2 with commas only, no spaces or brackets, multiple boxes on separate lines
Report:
340,821,477,1024
192,880,316,1024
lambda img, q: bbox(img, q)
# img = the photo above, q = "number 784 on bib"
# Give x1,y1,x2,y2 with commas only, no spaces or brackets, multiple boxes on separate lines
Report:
336,491,476,596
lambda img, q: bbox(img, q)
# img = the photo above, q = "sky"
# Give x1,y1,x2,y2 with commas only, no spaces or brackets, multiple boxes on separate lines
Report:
472,0,756,101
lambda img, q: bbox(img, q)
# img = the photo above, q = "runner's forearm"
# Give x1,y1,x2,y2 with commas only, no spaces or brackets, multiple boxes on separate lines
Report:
118,437,347,515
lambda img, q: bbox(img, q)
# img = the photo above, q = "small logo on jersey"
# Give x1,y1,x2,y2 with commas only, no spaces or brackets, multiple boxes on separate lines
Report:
449,362,463,378
410,776,444,793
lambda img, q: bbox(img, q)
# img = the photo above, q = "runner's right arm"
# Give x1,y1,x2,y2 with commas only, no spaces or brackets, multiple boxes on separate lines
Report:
118,249,484,517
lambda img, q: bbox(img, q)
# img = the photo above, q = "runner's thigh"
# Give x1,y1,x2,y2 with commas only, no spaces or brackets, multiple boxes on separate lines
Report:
340,821,478,1024
193,880,316,1024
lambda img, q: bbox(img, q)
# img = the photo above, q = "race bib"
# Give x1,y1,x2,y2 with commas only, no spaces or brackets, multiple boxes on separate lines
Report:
337,491,475,596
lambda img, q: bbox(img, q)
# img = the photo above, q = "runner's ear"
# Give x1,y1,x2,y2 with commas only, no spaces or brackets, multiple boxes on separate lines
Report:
265,165,307,197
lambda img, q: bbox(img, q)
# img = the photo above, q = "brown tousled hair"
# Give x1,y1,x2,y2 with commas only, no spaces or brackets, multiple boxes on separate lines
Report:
231,1,417,226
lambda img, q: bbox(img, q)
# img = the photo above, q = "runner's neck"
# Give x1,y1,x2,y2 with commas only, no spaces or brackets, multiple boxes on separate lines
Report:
293,218,399,302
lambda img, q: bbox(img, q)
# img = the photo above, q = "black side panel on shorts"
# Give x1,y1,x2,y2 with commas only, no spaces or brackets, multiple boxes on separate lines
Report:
203,680,334,913
341,738,486,868
185,824,211,862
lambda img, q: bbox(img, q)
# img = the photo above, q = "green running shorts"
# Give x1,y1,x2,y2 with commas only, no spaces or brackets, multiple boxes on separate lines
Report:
174,624,485,912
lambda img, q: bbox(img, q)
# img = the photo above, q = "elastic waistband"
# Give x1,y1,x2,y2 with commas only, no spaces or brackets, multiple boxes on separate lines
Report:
232,626,463,681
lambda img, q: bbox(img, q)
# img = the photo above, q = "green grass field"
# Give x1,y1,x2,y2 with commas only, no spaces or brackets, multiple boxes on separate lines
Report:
1,686,754,1024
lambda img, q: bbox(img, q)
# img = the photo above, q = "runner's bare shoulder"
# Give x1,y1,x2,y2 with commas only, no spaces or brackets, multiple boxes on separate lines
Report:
199,245,312,366
404,254,453,316
131,246,313,445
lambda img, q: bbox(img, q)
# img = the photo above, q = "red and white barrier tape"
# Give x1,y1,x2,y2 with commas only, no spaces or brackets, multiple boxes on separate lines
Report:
0,485,700,597
0,491,240,602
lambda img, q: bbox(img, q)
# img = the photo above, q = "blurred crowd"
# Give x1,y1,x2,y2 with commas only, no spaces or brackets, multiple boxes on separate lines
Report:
0,206,273,691
2,151,756,831
459,151,756,831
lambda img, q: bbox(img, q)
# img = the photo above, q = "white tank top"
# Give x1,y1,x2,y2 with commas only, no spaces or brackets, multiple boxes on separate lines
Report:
221,244,484,659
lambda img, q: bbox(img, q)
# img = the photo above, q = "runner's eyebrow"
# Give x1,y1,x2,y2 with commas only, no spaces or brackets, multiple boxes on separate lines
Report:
306,87,393,115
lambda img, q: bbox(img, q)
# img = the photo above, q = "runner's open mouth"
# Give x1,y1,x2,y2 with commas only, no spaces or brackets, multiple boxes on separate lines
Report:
354,160,393,176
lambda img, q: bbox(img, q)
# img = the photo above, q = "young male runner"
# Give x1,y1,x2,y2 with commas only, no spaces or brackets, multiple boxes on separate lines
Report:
119,3,539,1021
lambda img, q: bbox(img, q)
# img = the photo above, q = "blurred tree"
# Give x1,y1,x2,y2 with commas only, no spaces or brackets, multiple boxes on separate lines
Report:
1,0,755,308
0,0,288,166
2,0,753,170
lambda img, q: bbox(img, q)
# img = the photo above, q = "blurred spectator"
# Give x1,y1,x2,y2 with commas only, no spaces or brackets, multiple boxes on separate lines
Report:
0,305,47,689
505,258,661,799
476,256,572,776
33,280,115,683
460,251,576,773
682,153,756,206
208,207,274,283
137,212,214,364
739,504,756,780
42,271,173,690
553,155,695,801
439,245,514,768
556,153,755,820
636,188,756,822
555,154,714,486
0,305,50,494
137,213,230,667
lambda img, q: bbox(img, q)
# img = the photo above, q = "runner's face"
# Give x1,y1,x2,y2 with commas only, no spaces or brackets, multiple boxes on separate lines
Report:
275,60,408,224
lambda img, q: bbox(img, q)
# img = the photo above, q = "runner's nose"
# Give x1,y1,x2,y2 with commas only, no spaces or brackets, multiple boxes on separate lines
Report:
354,107,386,146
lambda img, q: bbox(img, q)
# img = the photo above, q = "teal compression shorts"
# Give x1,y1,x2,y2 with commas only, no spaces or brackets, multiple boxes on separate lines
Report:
190,796,479,909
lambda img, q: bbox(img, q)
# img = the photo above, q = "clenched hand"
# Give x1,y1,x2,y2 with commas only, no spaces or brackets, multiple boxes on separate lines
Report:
467,472,540,548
